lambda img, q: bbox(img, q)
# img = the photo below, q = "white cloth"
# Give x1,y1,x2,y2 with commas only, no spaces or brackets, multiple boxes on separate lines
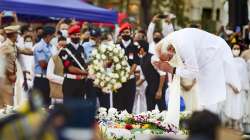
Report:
14,60,28,107
121,39,131,48
132,67,147,114
149,42,156,55
162,28,241,107
147,22,156,44
162,22,174,37
243,59,250,123
147,22,174,55
17,41,35,89
151,55,166,76
46,58,64,85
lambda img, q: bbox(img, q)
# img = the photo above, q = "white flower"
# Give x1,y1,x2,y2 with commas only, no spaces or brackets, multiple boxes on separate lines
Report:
118,110,131,120
107,84,112,89
121,77,127,83
113,56,119,63
107,46,112,51
105,76,111,81
115,64,121,70
98,107,107,113
102,87,110,93
120,71,125,76
94,79,100,85
101,54,106,59
100,67,105,72
96,54,101,59
96,73,101,78
111,79,116,84
121,60,127,66
142,129,152,134
100,81,105,87
114,74,119,78
100,46,106,52
108,108,118,116
114,83,122,89
93,60,99,65
113,48,119,53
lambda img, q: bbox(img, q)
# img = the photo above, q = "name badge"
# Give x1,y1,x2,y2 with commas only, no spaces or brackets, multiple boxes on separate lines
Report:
129,53,134,60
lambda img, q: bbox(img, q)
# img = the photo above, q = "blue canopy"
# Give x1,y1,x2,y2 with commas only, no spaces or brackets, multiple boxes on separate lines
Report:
0,0,118,24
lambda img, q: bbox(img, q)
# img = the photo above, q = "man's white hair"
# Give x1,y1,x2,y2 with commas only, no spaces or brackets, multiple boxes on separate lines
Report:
158,37,183,67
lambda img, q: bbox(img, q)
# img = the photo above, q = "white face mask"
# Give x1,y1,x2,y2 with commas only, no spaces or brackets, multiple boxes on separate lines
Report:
232,50,240,57
60,29,68,38
24,42,33,48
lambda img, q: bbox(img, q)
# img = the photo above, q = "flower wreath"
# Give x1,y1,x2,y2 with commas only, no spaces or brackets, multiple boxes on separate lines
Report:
88,42,130,93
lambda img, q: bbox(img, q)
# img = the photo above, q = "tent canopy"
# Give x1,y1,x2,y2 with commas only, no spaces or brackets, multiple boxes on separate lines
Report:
0,0,118,24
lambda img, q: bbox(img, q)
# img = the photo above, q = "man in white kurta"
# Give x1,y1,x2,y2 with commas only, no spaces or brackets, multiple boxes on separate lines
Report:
153,28,241,114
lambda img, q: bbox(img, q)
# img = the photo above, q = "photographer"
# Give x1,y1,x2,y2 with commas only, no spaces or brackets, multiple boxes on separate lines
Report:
147,14,174,55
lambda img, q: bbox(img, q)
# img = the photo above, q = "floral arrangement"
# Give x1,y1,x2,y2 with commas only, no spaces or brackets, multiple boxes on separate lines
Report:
96,108,184,140
0,105,17,119
88,42,130,93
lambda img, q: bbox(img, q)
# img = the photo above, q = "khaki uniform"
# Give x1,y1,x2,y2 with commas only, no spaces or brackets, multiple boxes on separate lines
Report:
49,55,64,99
0,38,17,107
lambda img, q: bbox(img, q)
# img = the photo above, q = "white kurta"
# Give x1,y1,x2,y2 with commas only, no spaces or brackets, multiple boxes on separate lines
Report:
162,28,241,111
224,57,249,120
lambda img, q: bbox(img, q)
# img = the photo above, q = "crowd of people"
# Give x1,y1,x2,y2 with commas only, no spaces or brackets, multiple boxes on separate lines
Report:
0,10,249,140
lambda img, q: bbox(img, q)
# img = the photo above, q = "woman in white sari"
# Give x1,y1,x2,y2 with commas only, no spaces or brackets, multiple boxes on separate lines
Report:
223,44,249,130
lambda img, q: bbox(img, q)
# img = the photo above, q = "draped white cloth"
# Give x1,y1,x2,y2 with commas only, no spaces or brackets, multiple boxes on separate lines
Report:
155,28,241,126
14,60,28,107
243,60,250,123
132,67,147,114
224,57,249,120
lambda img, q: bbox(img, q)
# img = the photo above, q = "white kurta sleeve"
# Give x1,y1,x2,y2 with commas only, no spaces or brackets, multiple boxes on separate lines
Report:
147,22,155,44
46,58,64,85
151,55,166,76
162,22,174,37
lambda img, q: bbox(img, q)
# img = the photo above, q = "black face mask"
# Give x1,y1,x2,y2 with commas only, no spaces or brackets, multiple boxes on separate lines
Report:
71,37,80,44
122,35,131,41
153,37,162,43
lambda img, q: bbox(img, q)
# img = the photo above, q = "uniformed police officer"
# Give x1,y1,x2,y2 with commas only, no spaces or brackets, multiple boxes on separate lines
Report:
113,23,139,113
33,26,55,107
0,25,20,107
137,40,167,111
0,25,33,108
59,25,88,103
